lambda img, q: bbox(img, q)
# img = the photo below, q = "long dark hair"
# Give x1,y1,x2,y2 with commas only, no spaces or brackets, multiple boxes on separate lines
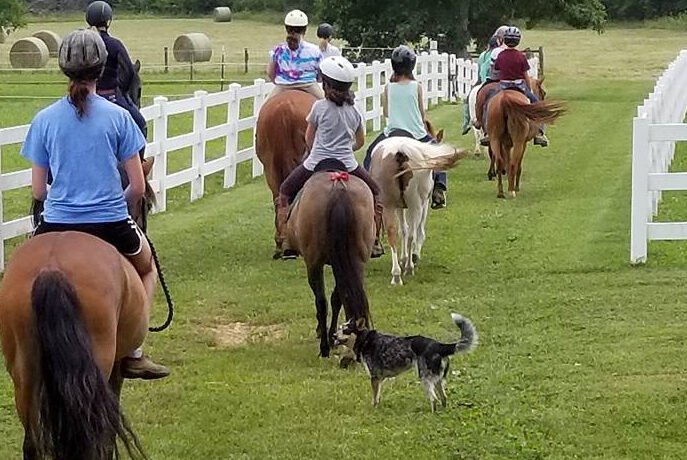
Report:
67,65,103,118
389,71,415,83
323,78,355,106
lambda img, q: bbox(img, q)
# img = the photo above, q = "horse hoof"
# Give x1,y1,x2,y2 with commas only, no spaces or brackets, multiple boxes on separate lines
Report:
497,193,506,199
391,276,403,286
509,191,517,199
319,348,330,358
272,249,283,260
411,254,420,265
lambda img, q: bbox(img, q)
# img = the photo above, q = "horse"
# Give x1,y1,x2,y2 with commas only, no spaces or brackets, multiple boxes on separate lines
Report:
255,90,317,259
369,136,465,285
467,83,488,158
285,160,374,358
485,81,564,198
119,57,142,109
0,160,157,460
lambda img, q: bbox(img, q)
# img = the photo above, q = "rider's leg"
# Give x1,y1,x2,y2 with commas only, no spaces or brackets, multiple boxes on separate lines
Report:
267,84,286,100
431,172,447,209
462,102,471,135
349,166,384,258
302,83,325,100
277,165,314,259
363,132,388,171
523,87,549,147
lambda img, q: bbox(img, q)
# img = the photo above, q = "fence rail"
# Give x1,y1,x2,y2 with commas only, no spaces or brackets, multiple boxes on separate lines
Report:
0,50,538,270
630,49,687,263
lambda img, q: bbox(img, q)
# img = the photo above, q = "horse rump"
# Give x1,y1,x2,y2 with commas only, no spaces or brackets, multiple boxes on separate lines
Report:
502,95,566,126
31,270,145,460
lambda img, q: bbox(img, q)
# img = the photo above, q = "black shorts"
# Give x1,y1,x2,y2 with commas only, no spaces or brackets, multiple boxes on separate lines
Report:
34,217,144,256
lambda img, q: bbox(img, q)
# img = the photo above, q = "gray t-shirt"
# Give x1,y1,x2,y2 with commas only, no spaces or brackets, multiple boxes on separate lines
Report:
303,99,363,172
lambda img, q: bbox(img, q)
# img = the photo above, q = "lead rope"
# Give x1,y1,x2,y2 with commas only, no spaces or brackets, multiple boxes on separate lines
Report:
146,234,174,332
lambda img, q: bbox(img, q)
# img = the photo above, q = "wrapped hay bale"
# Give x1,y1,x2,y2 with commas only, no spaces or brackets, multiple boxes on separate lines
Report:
10,38,49,69
213,7,232,22
32,30,62,58
173,33,212,63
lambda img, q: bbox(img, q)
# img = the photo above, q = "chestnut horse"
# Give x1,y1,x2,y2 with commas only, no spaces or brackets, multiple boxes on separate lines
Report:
255,90,317,259
0,160,156,460
285,161,374,358
369,134,465,285
486,85,565,198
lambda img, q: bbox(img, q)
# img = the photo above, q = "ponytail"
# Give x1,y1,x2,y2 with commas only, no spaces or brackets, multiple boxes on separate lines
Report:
323,79,355,106
68,80,91,118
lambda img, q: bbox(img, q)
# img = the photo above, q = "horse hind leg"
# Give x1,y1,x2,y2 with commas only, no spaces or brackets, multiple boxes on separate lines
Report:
307,265,330,357
384,207,403,285
509,142,526,197
490,140,506,198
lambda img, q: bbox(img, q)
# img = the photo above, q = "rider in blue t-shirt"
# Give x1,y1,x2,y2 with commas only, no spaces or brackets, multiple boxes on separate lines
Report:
21,29,168,381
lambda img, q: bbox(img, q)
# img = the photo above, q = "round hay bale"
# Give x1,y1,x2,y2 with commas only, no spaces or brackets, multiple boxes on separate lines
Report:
32,30,62,58
9,38,49,69
213,7,232,22
173,33,212,63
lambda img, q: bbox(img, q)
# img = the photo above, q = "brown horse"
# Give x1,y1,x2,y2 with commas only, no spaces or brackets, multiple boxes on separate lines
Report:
255,90,317,259
285,162,374,358
485,84,565,198
0,160,156,459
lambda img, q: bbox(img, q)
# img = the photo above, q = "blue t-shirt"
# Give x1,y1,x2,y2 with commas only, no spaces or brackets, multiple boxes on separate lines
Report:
21,95,145,224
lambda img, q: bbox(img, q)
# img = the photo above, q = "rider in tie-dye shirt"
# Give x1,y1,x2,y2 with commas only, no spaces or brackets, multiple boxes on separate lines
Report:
267,9,324,99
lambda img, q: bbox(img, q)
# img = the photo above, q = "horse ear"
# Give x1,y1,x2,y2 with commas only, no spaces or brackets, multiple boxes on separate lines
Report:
355,317,367,330
135,59,141,73
142,157,154,177
436,129,445,142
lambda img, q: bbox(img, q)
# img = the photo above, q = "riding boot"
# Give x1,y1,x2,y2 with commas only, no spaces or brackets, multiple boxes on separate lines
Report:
276,196,297,260
461,104,471,135
121,355,170,380
534,126,549,147
371,200,384,258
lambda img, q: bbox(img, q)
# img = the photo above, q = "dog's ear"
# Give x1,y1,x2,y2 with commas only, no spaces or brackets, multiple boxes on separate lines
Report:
355,317,367,331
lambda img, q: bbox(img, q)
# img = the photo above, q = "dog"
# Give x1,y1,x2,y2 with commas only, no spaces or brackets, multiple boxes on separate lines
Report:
334,313,477,412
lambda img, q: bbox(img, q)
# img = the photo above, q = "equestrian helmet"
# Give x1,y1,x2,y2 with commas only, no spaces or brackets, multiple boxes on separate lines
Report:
320,55,355,89
488,35,499,49
391,45,417,74
503,26,521,47
317,22,334,39
494,25,510,39
284,9,308,27
86,1,113,27
58,29,108,77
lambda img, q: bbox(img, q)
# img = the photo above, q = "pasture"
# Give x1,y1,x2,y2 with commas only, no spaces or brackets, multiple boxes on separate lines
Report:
1,17,687,459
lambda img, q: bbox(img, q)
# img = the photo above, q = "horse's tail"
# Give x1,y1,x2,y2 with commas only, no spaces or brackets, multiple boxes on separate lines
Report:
502,95,566,127
326,184,371,327
375,138,466,175
31,270,145,460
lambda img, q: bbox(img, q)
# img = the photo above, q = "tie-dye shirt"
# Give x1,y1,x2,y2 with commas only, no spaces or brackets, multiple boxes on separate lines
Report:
270,41,322,85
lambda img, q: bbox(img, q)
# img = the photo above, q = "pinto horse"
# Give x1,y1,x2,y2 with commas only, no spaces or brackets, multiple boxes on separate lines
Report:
369,135,464,285
0,160,156,460
255,90,317,259
285,160,374,358
485,83,565,198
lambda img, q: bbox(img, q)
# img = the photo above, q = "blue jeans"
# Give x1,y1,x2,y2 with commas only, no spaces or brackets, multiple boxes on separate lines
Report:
363,131,447,190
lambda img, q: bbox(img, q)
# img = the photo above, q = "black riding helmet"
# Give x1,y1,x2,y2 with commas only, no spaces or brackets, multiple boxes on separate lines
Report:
317,23,334,39
503,26,521,47
391,45,416,75
86,1,113,28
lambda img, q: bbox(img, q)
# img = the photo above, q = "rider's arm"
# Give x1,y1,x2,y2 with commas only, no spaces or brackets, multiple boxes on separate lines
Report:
305,122,316,151
417,83,427,121
31,165,48,201
353,125,365,151
115,39,137,91
267,60,277,82
382,85,388,118
123,154,145,207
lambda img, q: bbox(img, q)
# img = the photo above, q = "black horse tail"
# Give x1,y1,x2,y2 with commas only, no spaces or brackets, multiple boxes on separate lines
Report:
31,270,145,460
326,184,371,327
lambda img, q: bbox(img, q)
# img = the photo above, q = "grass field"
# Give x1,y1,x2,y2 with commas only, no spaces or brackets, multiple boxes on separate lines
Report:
1,17,687,459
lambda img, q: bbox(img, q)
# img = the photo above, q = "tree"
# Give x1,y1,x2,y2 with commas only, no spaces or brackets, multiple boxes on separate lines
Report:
0,0,26,32
317,0,607,57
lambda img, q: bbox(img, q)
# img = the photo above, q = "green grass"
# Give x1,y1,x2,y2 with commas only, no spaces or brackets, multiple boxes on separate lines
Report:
2,18,687,459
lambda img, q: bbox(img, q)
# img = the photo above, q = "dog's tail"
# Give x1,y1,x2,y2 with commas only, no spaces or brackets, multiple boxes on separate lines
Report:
449,313,478,354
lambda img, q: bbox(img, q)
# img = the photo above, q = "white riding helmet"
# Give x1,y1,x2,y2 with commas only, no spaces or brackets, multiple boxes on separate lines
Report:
284,9,308,27
320,55,355,84
495,25,510,38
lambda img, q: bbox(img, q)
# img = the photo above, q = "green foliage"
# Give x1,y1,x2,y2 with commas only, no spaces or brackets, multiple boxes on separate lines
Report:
0,0,26,31
602,0,687,20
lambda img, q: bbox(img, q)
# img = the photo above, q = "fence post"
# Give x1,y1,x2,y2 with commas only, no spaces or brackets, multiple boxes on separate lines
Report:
440,52,449,102
0,143,4,272
430,51,439,106
420,52,429,107
371,60,382,131
630,115,650,264
252,78,265,178
224,83,241,188
244,48,249,74
538,46,544,77
164,46,169,73
152,96,168,212
356,63,367,133
191,90,208,201
220,47,226,91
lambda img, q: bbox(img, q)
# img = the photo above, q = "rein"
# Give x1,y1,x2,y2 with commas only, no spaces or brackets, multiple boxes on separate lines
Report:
146,234,174,332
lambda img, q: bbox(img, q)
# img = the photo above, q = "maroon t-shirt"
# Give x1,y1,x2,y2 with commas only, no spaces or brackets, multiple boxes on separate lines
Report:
494,48,530,81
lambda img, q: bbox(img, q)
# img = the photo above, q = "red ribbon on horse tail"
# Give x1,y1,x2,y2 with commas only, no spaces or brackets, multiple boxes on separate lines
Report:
329,171,350,182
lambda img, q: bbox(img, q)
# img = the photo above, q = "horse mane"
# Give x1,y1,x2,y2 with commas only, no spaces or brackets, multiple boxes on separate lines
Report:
373,137,465,172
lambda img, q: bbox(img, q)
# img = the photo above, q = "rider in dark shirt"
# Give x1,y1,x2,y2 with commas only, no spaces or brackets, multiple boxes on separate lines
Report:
86,1,147,155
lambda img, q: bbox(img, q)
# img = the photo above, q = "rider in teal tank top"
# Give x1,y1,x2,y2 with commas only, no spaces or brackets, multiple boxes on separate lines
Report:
385,81,427,139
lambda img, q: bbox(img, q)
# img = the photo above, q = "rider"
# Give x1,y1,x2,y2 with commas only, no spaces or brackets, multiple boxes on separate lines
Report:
86,1,147,153
461,35,500,135
276,55,384,259
317,23,341,59
21,29,169,380
481,26,549,147
363,45,448,209
267,10,324,100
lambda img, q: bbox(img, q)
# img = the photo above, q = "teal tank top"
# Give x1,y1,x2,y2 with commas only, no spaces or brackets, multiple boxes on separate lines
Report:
384,81,427,139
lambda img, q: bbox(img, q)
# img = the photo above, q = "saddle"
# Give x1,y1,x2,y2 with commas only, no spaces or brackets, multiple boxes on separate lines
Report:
287,159,348,219
499,80,529,96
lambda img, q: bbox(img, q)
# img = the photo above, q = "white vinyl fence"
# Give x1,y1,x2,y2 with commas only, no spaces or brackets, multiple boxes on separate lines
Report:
631,50,687,263
0,50,539,270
